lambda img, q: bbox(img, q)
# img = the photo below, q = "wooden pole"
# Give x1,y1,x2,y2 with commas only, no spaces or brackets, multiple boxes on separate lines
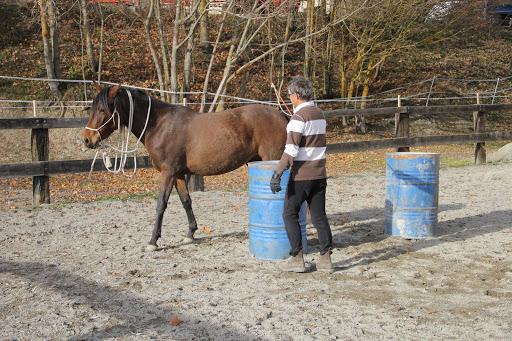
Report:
31,102,50,205
187,175,204,192
182,97,204,192
395,95,410,152
473,93,486,164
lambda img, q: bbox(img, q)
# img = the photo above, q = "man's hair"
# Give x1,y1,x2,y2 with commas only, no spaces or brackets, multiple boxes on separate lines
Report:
287,77,313,101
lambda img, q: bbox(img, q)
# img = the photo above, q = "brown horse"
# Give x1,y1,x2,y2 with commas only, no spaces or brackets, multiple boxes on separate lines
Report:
83,85,288,251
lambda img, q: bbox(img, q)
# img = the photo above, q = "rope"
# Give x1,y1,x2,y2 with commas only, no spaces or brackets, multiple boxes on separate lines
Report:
87,90,151,178
270,82,292,117
1,75,511,109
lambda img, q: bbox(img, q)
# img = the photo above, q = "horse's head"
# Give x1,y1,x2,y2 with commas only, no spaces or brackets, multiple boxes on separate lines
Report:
82,83,122,149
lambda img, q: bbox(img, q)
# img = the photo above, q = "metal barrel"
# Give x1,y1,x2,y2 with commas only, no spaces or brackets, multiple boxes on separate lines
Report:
248,161,307,260
385,152,440,238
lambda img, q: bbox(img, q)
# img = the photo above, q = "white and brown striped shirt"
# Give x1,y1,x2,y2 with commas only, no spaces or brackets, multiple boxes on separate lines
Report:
275,102,327,181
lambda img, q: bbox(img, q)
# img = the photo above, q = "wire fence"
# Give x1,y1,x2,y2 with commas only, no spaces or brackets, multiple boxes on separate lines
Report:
0,74,511,111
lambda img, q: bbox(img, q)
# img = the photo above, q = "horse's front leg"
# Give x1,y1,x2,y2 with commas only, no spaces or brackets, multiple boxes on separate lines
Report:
176,175,198,242
146,172,176,252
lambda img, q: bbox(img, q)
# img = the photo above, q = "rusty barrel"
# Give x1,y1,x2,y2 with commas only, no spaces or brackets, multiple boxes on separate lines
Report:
385,152,440,238
248,161,307,260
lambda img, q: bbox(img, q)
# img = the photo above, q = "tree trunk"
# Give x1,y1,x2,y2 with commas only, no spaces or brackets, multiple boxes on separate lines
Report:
39,0,65,112
170,0,183,104
97,3,104,83
304,0,314,79
155,0,171,102
199,0,209,49
80,0,96,75
200,2,233,112
182,24,196,105
323,4,336,98
211,36,237,112
143,0,165,100
356,70,370,133
278,2,294,90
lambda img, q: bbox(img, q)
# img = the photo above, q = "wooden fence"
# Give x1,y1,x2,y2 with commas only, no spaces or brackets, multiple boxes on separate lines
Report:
1,103,511,205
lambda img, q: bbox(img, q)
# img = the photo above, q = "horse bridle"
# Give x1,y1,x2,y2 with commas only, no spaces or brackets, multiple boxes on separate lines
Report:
86,89,152,177
84,93,124,141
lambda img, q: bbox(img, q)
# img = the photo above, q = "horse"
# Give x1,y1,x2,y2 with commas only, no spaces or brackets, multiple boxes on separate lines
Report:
82,84,288,251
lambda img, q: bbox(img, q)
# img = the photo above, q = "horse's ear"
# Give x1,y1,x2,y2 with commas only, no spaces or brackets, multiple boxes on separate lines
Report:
92,81,102,92
108,84,122,100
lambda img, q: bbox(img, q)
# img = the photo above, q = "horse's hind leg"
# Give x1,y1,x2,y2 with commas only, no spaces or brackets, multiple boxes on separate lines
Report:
147,172,176,252
176,176,198,242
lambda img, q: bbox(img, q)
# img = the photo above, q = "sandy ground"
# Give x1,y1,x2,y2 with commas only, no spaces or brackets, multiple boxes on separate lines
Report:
1,162,511,340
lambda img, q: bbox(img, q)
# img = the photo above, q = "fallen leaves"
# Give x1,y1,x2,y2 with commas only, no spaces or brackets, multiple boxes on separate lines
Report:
170,316,183,326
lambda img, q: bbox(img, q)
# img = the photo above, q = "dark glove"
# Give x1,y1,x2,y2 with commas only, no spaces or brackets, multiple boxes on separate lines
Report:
270,172,282,194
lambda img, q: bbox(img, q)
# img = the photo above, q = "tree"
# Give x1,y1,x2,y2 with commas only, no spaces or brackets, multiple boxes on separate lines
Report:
80,0,97,76
38,0,66,115
334,0,461,132
199,0,209,49
140,0,166,99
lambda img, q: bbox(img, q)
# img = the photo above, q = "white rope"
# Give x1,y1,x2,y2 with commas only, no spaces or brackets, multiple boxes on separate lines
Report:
87,90,151,178
1,75,511,109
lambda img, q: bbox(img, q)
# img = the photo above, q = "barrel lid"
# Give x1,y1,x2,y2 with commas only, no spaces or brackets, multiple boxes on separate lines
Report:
247,160,280,167
387,152,440,159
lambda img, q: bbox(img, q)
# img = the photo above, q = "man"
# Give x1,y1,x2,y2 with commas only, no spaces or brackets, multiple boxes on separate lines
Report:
270,77,334,273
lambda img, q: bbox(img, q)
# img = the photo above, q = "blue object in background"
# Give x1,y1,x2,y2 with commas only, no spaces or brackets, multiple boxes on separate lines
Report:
248,161,307,260
385,153,440,238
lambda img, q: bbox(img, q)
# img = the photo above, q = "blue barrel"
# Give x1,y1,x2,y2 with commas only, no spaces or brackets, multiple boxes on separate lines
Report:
385,152,440,238
248,161,307,259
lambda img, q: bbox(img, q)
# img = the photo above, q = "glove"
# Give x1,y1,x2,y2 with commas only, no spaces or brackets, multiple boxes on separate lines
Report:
270,172,282,194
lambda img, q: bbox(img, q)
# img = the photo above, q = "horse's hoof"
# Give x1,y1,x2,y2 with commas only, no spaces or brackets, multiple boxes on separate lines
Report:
183,236,194,243
145,244,159,252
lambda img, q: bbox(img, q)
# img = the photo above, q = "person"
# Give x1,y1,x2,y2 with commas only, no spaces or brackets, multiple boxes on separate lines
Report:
270,77,334,273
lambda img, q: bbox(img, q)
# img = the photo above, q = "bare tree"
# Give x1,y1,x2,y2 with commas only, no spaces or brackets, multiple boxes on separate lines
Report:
208,0,293,111
139,0,166,99
303,0,314,79
80,0,96,76
154,0,171,101
335,0,460,132
199,0,209,49
38,0,66,115
200,0,235,112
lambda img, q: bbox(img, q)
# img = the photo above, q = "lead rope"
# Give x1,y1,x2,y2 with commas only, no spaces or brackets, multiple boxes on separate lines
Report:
271,82,293,117
88,91,152,178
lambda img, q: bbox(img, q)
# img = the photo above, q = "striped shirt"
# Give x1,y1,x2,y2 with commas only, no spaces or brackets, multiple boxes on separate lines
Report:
275,102,327,181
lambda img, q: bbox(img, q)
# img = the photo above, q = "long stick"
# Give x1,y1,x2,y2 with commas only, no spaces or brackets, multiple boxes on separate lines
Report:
271,82,292,116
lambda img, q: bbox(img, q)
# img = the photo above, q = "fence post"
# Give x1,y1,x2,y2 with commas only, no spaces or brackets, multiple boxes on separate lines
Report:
31,102,50,205
473,93,486,164
395,95,410,152
187,175,204,192
182,97,204,192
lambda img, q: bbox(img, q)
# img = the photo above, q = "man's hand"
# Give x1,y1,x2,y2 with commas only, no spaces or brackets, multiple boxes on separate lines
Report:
270,172,282,194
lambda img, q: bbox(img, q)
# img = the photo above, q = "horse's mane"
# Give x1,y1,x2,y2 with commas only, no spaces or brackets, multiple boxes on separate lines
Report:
92,87,111,111
94,86,184,112
128,88,189,110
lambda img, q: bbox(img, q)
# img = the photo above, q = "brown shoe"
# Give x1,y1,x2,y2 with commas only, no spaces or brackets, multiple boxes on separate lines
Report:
279,249,306,273
317,249,334,273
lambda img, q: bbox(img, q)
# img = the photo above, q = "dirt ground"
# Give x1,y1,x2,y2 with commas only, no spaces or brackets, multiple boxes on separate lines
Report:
1,162,511,340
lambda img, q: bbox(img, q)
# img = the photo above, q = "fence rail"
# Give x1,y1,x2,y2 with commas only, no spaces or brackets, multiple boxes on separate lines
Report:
1,103,512,205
